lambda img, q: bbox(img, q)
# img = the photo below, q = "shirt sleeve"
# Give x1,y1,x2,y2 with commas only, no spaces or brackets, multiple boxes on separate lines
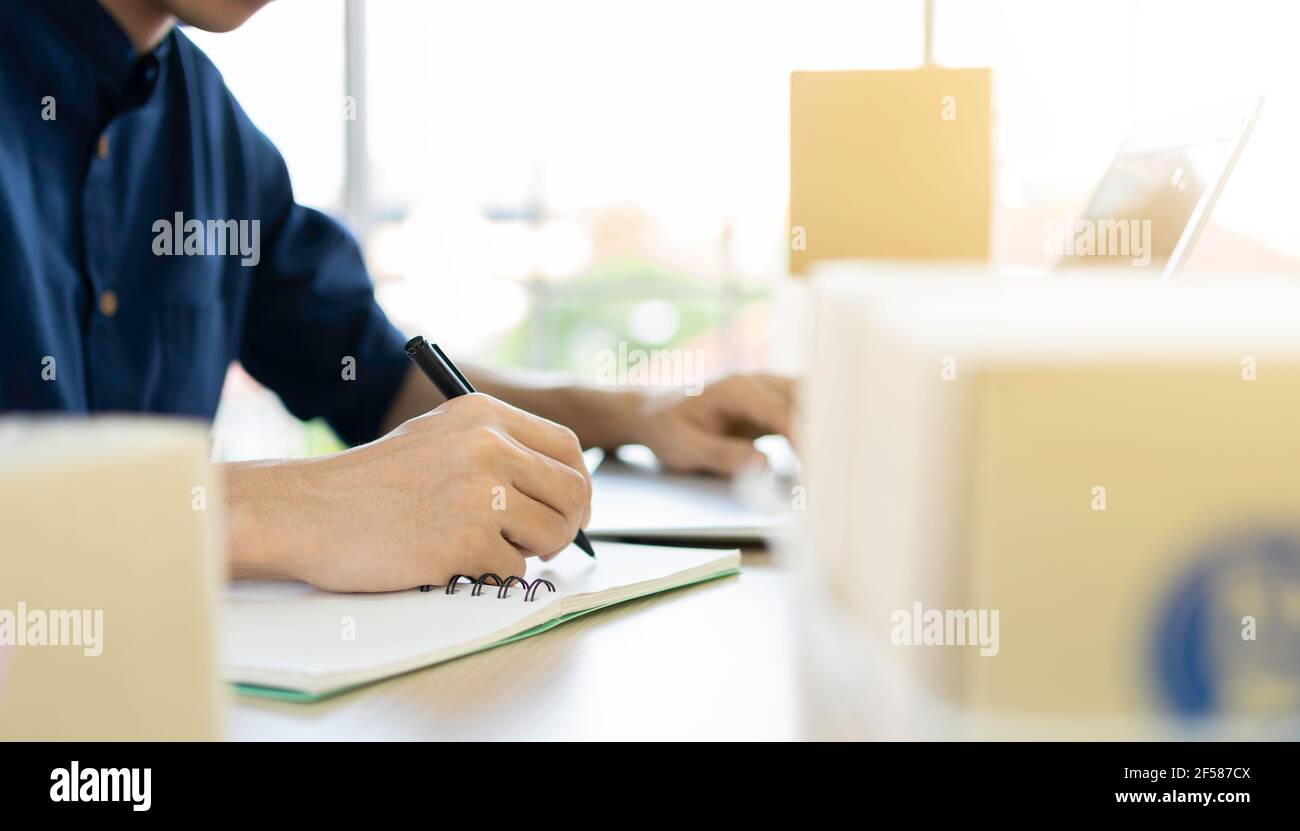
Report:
237,125,410,448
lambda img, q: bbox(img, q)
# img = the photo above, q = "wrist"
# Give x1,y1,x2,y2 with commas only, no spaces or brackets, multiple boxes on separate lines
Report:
222,459,315,581
563,385,650,450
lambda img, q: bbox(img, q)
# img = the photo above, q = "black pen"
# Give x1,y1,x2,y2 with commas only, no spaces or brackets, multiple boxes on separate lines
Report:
405,335,597,558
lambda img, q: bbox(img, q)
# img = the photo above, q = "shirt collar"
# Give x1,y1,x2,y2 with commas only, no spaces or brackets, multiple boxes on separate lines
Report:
31,0,174,98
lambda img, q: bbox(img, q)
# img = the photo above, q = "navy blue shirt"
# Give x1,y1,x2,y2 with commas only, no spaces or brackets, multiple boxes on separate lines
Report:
0,0,410,446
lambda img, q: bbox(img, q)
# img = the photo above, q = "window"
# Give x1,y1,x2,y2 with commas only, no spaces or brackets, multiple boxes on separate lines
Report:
194,0,1300,459
195,0,927,457
359,0,925,372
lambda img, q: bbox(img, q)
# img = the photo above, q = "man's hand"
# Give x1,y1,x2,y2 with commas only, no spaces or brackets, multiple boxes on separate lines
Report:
224,393,591,592
629,374,796,476
385,365,797,477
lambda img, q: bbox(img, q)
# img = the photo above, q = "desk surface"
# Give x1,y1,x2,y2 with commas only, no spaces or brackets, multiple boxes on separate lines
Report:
227,548,798,740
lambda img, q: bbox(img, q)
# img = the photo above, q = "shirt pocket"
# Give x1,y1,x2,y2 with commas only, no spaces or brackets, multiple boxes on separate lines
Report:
159,300,227,418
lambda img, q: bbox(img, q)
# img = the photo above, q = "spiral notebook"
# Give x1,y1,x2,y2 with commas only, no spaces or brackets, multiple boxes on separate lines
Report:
224,542,741,701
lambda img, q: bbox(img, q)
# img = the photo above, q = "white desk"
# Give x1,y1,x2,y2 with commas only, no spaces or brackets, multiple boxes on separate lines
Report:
228,548,798,740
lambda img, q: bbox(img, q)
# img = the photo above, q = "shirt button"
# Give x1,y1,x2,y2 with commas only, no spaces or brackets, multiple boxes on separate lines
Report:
98,289,119,317
96,134,110,160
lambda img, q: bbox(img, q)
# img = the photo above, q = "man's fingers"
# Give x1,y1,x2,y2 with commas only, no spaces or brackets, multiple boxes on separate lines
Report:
498,433,589,536
715,376,794,438
458,394,591,490
429,529,526,587
754,374,796,409
753,373,800,450
672,426,766,476
497,488,574,557
479,534,528,580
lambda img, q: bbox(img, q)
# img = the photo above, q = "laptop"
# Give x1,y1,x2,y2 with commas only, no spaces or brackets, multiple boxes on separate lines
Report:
1057,97,1264,276
585,438,797,543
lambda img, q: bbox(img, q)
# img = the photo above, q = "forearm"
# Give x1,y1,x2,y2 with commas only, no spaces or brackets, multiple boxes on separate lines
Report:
470,365,648,449
222,457,329,581
380,363,647,450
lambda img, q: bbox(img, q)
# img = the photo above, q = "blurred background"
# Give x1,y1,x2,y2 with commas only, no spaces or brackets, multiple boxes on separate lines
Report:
193,0,1300,459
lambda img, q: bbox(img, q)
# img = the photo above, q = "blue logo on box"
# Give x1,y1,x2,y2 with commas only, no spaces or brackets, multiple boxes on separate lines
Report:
1154,529,1300,716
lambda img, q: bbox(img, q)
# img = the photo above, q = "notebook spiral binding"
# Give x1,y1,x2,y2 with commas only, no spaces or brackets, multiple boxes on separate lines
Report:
418,574,557,602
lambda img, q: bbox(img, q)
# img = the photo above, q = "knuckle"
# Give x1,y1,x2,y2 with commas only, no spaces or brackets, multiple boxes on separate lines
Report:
439,395,468,416
464,425,503,457
452,393,494,419
542,419,580,454
561,466,588,512
404,410,435,430
558,424,580,450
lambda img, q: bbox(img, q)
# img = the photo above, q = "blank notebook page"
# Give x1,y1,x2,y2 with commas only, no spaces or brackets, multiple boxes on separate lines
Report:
224,542,739,696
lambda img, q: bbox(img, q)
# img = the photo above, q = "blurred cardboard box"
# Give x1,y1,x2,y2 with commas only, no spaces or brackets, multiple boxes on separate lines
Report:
797,265,1300,737
0,418,224,739
789,68,992,275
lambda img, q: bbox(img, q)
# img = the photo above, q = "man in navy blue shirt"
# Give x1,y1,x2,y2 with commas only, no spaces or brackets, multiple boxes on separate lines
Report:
1,0,793,591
